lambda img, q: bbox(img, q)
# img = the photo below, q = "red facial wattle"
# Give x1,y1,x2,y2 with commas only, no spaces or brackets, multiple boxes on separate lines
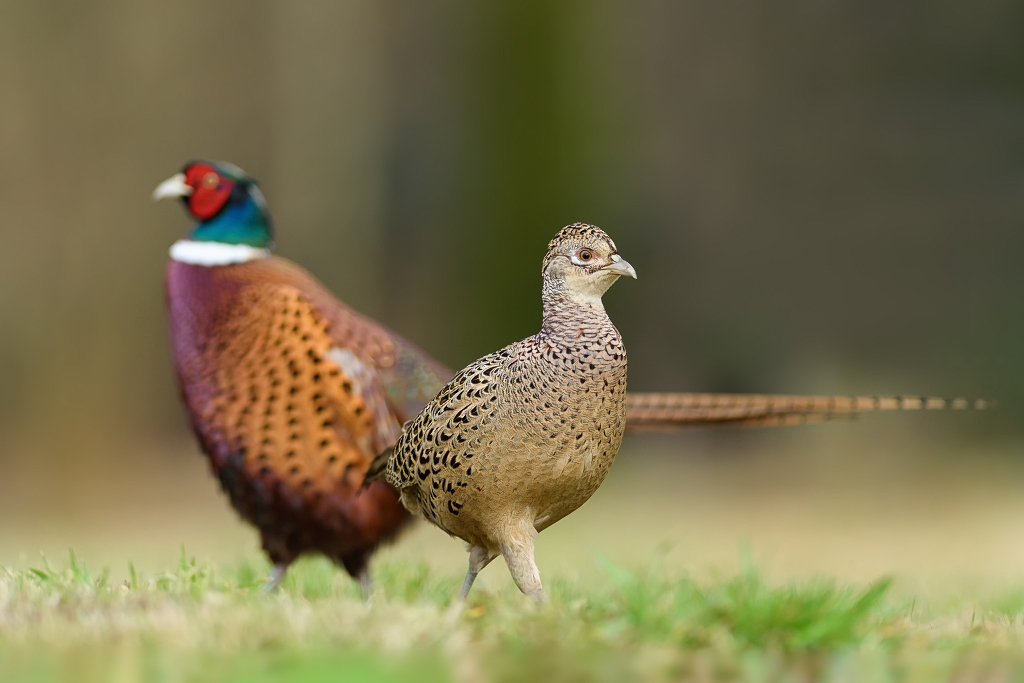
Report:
183,163,235,220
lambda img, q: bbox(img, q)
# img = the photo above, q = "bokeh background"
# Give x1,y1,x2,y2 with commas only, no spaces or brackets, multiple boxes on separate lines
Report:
1,0,1022,593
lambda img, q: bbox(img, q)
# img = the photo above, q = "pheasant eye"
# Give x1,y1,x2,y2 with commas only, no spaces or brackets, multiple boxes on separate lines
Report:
202,172,220,189
578,250,593,261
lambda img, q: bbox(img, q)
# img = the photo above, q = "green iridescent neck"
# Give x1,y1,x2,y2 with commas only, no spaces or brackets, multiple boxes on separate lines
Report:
189,193,272,248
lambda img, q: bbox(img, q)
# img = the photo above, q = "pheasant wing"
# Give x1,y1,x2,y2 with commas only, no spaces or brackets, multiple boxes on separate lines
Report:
257,256,453,425
200,283,400,509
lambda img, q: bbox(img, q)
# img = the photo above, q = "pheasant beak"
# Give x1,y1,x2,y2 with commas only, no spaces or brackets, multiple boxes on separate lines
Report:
152,173,194,201
602,254,637,279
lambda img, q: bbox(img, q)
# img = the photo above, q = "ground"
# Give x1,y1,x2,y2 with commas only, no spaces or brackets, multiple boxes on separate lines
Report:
4,553,1024,683
3,427,1023,682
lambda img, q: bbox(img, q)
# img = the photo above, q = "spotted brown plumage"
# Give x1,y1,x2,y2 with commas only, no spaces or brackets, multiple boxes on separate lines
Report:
158,161,450,591
369,223,636,602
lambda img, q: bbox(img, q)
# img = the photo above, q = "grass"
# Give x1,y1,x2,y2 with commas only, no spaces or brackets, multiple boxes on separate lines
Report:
3,552,1024,682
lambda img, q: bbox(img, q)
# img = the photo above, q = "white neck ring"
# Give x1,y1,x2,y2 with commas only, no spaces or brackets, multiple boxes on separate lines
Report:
169,240,270,266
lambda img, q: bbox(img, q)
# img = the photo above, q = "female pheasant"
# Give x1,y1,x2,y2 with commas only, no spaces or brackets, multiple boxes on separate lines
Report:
368,224,636,603
156,161,452,591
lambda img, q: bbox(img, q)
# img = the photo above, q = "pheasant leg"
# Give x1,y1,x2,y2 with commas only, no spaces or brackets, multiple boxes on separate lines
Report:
357,566,372,599
500,529,546,604
459,545,497,601
341,551,373,599
263,562,290,593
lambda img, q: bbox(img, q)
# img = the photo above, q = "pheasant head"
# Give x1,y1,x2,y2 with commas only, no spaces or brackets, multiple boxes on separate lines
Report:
153,160,273,249
541,223,637,303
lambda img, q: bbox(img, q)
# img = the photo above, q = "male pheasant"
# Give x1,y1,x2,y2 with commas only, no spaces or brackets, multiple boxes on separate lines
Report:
156,161,452,590
368,224,636,602
156,161,989,591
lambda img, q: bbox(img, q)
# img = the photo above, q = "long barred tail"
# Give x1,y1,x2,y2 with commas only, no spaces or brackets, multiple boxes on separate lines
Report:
624,393,994,431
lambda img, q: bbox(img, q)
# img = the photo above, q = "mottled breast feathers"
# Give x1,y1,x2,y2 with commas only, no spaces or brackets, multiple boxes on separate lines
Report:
198,282,400,496
383,309,628,537
166,255,453,569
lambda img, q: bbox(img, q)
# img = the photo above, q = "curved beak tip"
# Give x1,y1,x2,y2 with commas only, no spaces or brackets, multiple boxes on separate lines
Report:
152,173,193,202
605,255,637,279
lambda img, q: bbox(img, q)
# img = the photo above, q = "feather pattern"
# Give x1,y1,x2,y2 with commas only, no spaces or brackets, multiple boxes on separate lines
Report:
166,255,451,579
161,161,993,593
372,223,632,602
624,392,994,430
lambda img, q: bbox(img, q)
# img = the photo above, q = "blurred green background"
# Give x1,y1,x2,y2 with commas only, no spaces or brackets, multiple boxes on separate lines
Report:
0,1,1021,588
